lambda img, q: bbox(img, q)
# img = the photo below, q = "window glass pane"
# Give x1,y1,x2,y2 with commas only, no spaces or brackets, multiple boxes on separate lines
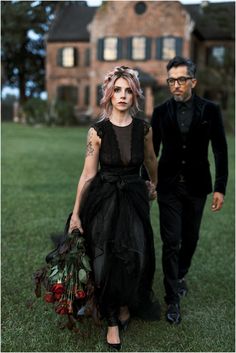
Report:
132,37,146,60
62,48,74,67
212,46,225,64
162,38,176,60
104,38,118,61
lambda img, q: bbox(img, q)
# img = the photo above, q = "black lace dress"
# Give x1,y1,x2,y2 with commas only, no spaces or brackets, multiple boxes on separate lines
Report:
79,117,160,321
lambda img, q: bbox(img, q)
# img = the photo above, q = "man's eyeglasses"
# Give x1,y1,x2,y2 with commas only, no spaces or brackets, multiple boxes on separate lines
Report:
166,76,193,86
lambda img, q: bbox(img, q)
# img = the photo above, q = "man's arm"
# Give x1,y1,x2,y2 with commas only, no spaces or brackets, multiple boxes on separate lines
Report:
210,104,228,212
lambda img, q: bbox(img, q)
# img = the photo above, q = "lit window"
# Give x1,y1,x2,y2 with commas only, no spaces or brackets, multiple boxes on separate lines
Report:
132,37,146,60
162,38,176,60
212,46,225,64
103,38,118,61
62,48,75,67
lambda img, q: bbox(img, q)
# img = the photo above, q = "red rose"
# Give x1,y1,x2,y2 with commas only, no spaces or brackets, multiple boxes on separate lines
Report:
55,300,68,315
44,292,55,303
54,292,62,301
75,290,86,299
51,283,64,295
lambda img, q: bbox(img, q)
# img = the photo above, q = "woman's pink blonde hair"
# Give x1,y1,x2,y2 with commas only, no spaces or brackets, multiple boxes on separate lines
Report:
100,66,144,119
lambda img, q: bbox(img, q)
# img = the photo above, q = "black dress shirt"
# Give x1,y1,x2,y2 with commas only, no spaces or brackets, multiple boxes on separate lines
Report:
176,96,194,137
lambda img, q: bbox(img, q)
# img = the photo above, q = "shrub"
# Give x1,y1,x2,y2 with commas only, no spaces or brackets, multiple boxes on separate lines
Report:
23,98,49,125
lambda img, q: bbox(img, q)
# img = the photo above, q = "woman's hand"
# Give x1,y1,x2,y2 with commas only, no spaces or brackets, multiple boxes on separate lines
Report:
69,213,84,234
145,181,157,201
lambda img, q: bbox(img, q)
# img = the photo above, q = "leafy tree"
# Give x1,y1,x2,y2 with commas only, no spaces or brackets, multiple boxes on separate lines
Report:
1,1,58,103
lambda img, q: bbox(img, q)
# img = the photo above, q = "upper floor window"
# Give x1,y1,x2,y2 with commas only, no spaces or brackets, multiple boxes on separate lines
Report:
104,37,118,61
97,37,122,61
211,46,225,65
134,2,147,15
162,37,176,60
132,37,146,60
127,36,151,61
156,37,183,60
57,47,78,67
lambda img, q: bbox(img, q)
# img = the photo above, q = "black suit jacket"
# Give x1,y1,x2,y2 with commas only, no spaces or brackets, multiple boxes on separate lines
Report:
151,95,228,196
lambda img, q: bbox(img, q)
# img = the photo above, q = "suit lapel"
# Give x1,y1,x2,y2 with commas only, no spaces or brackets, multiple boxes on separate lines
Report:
187,95,206,135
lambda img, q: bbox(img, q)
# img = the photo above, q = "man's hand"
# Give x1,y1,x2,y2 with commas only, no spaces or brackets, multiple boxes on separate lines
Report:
211,192,224,212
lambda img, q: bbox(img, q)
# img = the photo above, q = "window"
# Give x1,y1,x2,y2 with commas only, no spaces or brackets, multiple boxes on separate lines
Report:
103,37,118,61
127,37,151,61
162,38,176,60
156,37,183,60
57,86,78,104
62,48,74,67
97,38,123,61
57,47,78,67
211,46,225,65
132,37,146,60
134,2,147,15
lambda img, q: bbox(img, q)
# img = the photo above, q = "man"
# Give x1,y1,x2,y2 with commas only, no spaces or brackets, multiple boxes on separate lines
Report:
151,56,228,324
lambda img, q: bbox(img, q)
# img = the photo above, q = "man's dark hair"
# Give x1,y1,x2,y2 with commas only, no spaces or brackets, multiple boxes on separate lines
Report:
166,56,196,77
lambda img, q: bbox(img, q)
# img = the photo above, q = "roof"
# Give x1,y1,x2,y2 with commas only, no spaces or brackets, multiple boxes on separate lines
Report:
47,1,235,43
47,2,97,42
184,2,235,40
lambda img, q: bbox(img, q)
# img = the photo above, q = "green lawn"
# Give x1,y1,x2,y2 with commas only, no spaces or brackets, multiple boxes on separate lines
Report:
1,122,235,352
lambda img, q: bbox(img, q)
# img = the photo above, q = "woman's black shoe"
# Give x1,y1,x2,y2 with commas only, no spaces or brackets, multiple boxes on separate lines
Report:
107,342,121,351
118,317,130,331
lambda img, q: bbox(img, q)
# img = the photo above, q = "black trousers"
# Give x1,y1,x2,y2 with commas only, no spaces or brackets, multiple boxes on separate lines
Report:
158,182,207,305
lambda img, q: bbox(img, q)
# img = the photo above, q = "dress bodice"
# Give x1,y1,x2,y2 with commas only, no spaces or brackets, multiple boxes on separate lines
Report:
91,118,150,174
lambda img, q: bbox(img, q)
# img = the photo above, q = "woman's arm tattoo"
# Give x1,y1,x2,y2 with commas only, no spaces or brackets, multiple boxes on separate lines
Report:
86,129,95,157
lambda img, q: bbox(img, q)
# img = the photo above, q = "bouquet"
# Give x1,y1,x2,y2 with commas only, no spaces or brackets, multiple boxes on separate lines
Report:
34,215,99,330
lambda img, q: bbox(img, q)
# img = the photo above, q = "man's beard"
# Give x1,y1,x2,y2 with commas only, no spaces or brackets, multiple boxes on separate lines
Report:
173,91,192,102
173,95,184,102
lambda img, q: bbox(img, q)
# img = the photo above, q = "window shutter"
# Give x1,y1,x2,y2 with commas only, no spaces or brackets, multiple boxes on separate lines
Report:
127,37,133,60
57,48,63,66
84,86,90,105
73,48,78,66
117,38,123,59
84,48,90,66
156,38,163,60
96,85,102,106
175,37,183,57
97,39,104,61
145,37,151,60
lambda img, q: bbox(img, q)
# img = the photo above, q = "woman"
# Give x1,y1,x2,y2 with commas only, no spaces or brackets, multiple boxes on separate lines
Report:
69,66,160,350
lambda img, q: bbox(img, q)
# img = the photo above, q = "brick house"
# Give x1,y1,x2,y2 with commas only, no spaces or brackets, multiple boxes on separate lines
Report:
46,1,235,120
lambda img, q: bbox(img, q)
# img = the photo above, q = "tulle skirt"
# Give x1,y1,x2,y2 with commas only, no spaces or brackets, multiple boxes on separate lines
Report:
79,170,160,321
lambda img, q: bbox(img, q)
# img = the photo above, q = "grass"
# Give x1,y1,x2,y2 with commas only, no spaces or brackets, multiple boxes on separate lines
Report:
1,122,235,352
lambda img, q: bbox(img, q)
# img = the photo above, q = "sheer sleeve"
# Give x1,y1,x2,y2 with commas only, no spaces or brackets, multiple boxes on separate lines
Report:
91,120,104,138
